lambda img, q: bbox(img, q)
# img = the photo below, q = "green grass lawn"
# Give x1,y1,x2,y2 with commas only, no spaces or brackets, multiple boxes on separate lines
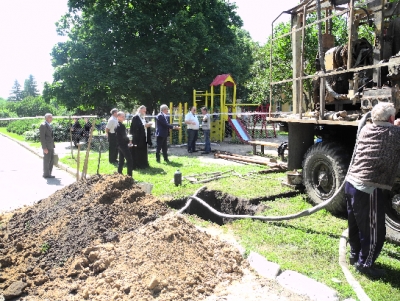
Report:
0,127,41,148
4,129,400,300
228,195,400,300
60,151,282,200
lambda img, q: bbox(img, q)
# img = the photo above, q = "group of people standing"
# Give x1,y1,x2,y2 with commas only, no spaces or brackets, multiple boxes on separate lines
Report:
105,107,154,177
70,117,92,147
106,104,213,177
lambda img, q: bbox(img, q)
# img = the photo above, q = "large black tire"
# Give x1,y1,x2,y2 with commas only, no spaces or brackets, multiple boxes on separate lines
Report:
302,142,349,214
383,184,400,244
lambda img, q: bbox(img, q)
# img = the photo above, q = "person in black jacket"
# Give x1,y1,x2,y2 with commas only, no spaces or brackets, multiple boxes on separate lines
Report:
70,117,82,147
155,104,180,163
115,111,133,177
82,117,92,142
130,105,152,169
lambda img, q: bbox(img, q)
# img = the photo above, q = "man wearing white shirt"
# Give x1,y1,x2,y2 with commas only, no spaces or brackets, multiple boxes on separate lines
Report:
185,106,199,153
106,108,119,164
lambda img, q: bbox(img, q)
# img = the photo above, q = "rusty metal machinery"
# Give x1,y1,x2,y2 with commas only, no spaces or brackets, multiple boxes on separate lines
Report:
305,0,400,113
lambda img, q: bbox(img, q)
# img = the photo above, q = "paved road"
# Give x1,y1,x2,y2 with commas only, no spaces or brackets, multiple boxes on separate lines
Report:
0,135,75,213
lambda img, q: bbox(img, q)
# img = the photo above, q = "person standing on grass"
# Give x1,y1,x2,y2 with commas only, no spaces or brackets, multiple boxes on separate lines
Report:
185,106,199,153
201,107,211,154
39,113,55,179
70,117,82,147
82,117,92,142
106,108,119,164
115,111,133,177
155,104,180,163
345,102,400,278
130,105,152,169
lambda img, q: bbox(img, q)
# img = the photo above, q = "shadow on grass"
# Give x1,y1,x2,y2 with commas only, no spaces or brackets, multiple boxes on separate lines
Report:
270,221,344,240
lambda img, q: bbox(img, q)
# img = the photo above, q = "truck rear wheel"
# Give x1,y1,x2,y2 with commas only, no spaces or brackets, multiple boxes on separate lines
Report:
302,142,349,214
383,184,400,244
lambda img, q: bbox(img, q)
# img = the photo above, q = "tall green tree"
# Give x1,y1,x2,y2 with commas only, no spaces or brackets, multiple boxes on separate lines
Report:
44,0,253,113
23,74,39,98
8,80,23,101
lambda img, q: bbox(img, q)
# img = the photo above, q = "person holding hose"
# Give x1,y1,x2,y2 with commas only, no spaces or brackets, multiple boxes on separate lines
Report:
345,102,400,278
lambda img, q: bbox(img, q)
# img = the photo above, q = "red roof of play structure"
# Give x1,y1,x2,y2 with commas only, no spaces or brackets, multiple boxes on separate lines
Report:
210,74,235,87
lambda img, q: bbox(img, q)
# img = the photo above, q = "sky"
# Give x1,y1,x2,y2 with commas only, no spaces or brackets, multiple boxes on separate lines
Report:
0,0,299,99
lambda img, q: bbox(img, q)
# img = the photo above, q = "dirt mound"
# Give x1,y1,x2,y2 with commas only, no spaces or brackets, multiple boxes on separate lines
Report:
0,174,245,300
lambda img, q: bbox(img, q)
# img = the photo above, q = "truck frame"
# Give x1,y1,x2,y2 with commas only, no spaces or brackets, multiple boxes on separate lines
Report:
267,0,400,242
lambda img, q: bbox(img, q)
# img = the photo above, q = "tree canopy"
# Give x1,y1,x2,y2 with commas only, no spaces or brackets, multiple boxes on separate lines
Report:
44,0,253,113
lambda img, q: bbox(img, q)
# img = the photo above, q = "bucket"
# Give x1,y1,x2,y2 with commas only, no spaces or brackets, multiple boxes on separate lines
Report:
137,182,153,194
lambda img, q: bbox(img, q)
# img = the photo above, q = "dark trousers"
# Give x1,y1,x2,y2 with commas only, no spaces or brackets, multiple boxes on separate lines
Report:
345,181,386,267
43,148,54,177
187,129,198,152
108,133,118,163
118,146,133,177
156,136,168,161
203,130,211,152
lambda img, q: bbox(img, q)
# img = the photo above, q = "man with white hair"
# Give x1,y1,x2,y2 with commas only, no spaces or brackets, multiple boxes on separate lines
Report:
345,102,400,278
115,111,133,177
155,104,180,163
39,113,55,178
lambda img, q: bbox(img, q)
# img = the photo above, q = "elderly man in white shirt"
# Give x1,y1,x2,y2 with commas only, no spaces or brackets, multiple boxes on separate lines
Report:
185,106,200,153
105,108,119,164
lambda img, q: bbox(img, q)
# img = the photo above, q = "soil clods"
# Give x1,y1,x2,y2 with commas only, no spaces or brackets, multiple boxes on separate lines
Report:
0,174,245,300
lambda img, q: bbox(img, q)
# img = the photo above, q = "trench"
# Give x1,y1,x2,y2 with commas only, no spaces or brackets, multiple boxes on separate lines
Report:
167,189,300,225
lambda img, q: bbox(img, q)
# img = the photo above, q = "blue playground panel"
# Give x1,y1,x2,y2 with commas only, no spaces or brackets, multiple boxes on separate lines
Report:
230,119,251,142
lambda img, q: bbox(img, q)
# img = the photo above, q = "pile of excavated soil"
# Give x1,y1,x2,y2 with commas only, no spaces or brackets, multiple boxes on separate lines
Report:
0,174,245,300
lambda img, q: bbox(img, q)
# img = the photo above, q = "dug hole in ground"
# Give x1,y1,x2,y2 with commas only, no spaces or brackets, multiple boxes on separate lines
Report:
0,174,310,301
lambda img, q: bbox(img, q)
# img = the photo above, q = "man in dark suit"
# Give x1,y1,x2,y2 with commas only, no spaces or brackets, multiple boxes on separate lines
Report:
39,113,55,178
155,104,180,163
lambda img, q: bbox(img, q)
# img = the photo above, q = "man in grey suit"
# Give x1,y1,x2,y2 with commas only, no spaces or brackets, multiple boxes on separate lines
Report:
39,113,55,178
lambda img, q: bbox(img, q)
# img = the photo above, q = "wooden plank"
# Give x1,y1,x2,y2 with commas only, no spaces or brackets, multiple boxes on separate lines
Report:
248,141,281,148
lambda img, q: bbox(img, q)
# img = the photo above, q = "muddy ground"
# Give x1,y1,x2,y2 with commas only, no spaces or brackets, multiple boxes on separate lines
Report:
0,174,307,301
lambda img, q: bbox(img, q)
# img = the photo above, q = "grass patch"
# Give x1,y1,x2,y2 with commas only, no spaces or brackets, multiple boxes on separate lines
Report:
0,127,41,148
60,151,284,200
227,194,400,300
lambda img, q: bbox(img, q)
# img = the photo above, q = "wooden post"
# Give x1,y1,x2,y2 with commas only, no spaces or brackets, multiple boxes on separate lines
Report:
76,144,81,182
292,13,302,115
69,116,74,159
81,124,95,180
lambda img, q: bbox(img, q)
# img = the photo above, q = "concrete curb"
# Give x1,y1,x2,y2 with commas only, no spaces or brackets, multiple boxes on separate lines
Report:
0,133,77,179
248,251,339,301
338,229,371,301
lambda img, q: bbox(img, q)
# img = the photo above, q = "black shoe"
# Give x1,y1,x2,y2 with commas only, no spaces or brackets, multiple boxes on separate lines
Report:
355,263,386,278
349,254,359,266
43,175,55,179
164,159,170,163
192,150,198,153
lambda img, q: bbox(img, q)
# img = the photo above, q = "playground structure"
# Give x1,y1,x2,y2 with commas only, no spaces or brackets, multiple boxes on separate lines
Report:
190,74,275,143
160,74,278,145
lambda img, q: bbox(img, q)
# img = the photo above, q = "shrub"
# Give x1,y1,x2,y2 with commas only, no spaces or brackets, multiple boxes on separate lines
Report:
24,130,40,142
7,119,41,135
